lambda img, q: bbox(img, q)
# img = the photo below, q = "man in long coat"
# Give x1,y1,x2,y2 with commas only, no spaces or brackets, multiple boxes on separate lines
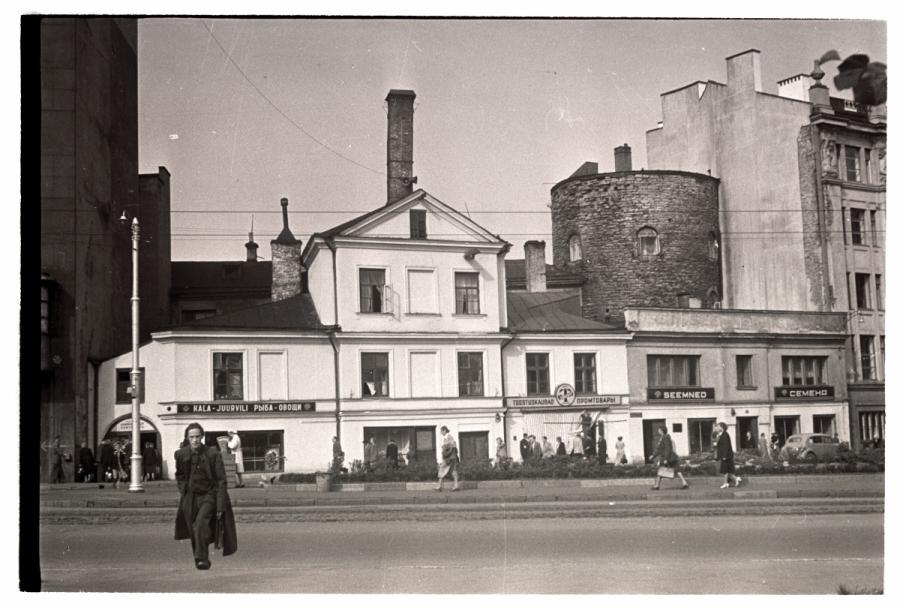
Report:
174,422,237,569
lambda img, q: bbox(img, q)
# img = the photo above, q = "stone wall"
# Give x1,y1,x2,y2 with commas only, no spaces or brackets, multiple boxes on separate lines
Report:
551,171,720,324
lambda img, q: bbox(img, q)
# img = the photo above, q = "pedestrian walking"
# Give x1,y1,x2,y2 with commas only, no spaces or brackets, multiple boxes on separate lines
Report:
542,436,553,458
434,426,460,491
614,436,627,465
759,433,771,460
555,436,566,456
364,437,378,472
494,437,509,468
99,438,115,483
715,422,741,488
519,434,531,462
77,441,95,483
649,426,689,490
142,442,158,482
386,439,399,470
48,436,66,484
597,433,608,465
174,422,237,570
227,430,245,487
530,435,543,461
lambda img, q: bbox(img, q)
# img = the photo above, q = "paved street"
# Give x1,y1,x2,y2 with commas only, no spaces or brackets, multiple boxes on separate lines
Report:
40,513,882,593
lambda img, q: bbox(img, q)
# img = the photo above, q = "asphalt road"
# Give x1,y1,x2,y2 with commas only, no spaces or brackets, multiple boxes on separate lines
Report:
39,513,883,594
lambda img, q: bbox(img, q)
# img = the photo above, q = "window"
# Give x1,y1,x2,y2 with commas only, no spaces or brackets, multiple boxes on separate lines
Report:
736,355,754,388
813,415,836,436
410,209,427,239
875,275,883,310
781,356,827,386
860,335,876,380
845,146,861,182
455,272,480,314
407,269,437,313
574,353,597,394
855,273,871,309
359,268,386,313
361,352,390,397
213,353,243,400
647,355,700,387
688,418,716,454
880,336,885,375
526,353,550,395
858,411,885,445
637,227,660,256
707,231,718,260
849,209,866,245
568,234,583,262
239,430,284,473
182,309,218,323
870,211,878,246
115,368,146,403
457,352,484,397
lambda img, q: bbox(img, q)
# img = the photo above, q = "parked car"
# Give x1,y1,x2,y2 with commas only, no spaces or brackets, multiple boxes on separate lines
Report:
782,433,842,462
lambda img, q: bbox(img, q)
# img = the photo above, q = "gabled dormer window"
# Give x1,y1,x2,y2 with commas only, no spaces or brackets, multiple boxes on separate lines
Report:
410,209,427,239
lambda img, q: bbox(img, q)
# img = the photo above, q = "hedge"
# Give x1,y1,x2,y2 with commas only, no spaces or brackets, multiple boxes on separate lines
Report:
277,448,884,484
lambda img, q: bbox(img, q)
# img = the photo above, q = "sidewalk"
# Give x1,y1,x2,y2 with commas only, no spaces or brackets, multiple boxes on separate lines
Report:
40,473,884,509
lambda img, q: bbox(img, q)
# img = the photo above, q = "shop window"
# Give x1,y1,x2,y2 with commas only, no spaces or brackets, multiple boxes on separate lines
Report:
735,355,754,388
410,209,427,239
359,268,386,313
781,356,827,386
688,418,716,454
855,273,871,309
813,415,836,436
116,368,146,403
568,234,583,262
774,416,800,442
213,353,243,400
361,352,390,397
459,431,490,462
860,335,876,380
526,353,550,395
457,352,484,397
647,355,700,387
574,353,597,394
455,272,480,314
637,226,660,256
241,430,285,473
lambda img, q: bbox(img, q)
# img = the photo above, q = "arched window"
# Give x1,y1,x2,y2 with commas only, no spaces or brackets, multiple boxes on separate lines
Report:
568,234,583,262
707,231,719,260
637,226,660,256
707,288,720,309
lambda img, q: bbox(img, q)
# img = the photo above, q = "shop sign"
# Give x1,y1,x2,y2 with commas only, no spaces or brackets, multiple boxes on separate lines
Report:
647,388,716,401
774,386,834,400
110,418,155,432
508,392,623,408
176,401,316,415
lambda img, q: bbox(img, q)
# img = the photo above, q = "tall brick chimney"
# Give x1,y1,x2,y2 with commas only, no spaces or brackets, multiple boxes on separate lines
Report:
386,89,417,205
245,216,258,262
270,197,304,301
614,144,632,172
524,240,547,293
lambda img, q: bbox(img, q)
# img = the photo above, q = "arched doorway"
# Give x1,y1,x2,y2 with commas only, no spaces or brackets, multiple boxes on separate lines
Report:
103,415,162,479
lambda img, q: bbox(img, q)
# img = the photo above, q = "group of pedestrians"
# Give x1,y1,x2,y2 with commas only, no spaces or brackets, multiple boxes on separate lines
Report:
648,421,744,490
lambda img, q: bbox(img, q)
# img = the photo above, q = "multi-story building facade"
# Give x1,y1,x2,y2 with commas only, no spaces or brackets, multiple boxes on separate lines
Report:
644,50,885,448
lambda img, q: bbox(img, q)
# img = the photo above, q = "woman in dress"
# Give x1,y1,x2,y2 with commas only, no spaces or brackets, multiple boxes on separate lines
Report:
649,426,689,490
434,426,460,491
614,436,627,465
715,422,741,488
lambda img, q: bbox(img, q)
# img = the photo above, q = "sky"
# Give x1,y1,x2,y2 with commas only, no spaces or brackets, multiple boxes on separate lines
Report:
138,17,887,262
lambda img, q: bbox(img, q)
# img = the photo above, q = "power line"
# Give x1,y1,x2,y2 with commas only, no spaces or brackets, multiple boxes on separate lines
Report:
199,20,384,177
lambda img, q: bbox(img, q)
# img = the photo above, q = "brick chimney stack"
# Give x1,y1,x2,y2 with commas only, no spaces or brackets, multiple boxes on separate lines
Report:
245,215,258,262
386,89,417,205
524,240,547,293
270,197,304,301
614,144,632,172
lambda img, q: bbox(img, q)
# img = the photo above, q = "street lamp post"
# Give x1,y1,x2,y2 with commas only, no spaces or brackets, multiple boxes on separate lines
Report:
128,216,144,492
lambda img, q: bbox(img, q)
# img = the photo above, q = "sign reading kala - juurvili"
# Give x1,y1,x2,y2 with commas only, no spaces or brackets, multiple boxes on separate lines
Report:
176,402,316,415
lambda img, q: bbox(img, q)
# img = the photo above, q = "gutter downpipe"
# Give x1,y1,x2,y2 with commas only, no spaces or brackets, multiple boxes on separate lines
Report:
325,237,342,441
499,332,517,449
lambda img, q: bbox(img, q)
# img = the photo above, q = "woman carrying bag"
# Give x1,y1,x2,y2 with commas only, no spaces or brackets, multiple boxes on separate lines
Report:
649,426,689,490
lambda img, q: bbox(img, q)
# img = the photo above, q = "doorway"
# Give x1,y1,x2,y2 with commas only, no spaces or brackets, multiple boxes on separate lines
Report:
736,417,759,450
642,419,667,462
774,415,800,445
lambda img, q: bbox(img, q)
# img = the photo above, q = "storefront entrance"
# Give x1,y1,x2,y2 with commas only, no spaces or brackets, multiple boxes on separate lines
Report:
736,417,758,450
642,419,666,462
687,418,716,455
774,416,800,444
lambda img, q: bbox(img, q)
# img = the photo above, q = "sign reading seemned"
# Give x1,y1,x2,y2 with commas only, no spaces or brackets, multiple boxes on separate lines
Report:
647,388,716,401
774,386,835,400
176,402,316,415
508,395,623,408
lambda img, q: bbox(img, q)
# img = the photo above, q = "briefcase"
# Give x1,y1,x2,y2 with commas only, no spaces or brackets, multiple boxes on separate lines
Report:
657,465,675,479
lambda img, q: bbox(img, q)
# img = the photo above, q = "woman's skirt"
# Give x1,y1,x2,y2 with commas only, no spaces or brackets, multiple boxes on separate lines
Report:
719,459,735,475
438,460,458,478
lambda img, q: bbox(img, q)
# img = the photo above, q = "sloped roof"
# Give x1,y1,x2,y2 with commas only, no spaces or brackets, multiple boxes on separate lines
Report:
506,291,620,332
171,261,272,295
504,259,585,289
176,293,327,331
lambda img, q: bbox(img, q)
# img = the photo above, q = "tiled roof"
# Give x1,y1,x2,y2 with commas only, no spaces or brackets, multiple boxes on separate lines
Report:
171,261,272,294
176,293,326,331
504,259,585,289
506,290,620,332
